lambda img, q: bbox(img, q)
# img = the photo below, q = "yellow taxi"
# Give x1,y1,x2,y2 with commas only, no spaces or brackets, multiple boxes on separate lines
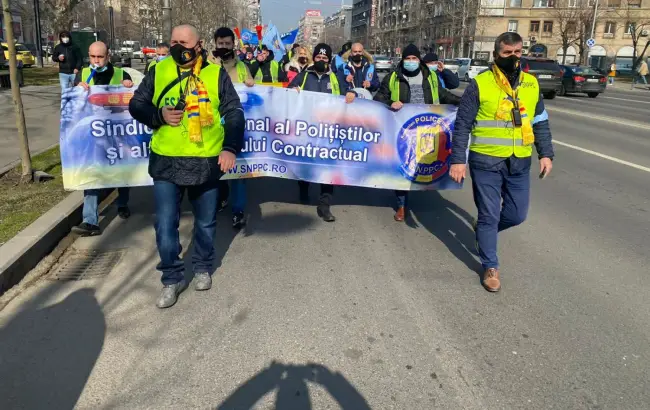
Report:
2,42,35,67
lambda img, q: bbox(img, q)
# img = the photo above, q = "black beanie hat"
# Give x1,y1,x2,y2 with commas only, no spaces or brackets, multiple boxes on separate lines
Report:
422,52,439,64
402,44,421,61
313,43,333,61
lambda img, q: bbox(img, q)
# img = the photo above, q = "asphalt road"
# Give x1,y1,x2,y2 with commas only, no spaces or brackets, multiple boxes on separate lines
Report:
0,75,649,409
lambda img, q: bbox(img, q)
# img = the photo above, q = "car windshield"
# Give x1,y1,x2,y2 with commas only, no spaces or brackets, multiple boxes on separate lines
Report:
571,66,600,75
471,59,489,66
15,44,29,52
525,60,560,71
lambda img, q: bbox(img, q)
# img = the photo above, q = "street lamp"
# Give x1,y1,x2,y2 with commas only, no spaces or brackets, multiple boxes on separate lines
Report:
32,0,43,67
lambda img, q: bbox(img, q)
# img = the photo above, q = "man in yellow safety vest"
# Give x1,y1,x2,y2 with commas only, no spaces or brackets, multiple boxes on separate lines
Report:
145,42,170,74
129,24,245,308
449,32,554,292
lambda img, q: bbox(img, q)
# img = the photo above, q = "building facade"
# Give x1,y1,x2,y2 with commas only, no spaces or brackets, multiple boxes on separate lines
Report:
245,0,262,28
298,10,325,49
352,0,377,47
323,5,352,50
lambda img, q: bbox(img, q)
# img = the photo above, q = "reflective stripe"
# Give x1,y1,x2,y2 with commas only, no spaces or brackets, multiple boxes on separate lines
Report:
532,109,549,125
471,136,524,146
474,119,513,128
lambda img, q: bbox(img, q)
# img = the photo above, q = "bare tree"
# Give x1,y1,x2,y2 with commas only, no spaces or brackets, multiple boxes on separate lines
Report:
2,0,32,182
43,0,84,31
549,0,585,63
616,0,650,71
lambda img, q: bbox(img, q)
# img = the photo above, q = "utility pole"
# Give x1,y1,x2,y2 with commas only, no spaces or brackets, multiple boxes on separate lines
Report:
1,0,32,181
162,0,172,43
33,0,43,67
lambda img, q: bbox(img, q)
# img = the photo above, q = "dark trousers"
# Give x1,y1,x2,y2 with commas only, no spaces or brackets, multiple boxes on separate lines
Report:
470,160,530,269
298,181,333,206
153,179,219,285
395,190,408,208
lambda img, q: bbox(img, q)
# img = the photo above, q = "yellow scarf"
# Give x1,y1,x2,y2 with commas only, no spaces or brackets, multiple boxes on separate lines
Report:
184,55,214,143
491,64,535,146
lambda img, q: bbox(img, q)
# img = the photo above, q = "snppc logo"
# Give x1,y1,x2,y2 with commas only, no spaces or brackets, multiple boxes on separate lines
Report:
396,113,452,184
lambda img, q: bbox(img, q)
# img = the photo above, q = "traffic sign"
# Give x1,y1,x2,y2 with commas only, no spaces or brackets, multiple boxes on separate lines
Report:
586,38,596,48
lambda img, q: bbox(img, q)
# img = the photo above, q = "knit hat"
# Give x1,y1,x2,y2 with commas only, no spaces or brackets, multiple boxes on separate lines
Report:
422,52,439,64
313,43,333,61
402,44,421,60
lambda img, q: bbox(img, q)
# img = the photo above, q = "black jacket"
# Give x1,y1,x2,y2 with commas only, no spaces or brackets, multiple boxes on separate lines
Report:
249,59,287,83
374,64,461,107
73,64,132,85
52,43,83,75
288,66,350,94
128,60,245,185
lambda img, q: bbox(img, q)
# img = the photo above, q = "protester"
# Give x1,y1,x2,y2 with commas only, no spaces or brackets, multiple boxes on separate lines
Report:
337,42,380,95
449,32,554,292
374,44,461,222
332,41,352,72
244,46,255,64
289,43,355,222
280,43,301,67
210,27,254,229
422,52,460,90
52,31,83,92
145,42,170,74
128,24,245,308
284,45,311,83
250,45,286,83
71,41,133,237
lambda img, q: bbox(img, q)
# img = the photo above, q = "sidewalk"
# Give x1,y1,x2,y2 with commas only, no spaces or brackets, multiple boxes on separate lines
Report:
0,85,61,172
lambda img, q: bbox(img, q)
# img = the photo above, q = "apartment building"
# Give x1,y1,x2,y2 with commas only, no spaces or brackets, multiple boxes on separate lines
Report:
323,5,353,50
298,10,325,49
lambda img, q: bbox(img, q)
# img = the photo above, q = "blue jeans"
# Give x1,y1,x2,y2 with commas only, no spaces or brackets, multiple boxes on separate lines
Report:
230,180,247,213
470,160,530,270
83,188,130,226
59,73,75,91
153,179,219,285
395,190,408,208
634,74,648,85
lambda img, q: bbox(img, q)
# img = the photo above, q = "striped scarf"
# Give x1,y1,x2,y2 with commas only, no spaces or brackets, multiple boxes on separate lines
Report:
185,55,214,143
491,64,535,146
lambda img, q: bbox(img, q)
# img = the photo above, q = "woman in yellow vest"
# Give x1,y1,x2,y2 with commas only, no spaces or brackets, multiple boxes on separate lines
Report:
374,44,461,222
71,41,133,237
449,32,554,293
129,25,245,308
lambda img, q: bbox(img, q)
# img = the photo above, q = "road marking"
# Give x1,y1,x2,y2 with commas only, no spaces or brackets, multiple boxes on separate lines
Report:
598,95,650,104
546,106,650,130
554,140,650,173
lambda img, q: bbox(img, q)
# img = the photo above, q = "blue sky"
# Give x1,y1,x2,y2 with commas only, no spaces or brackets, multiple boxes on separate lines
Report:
261,0,353,33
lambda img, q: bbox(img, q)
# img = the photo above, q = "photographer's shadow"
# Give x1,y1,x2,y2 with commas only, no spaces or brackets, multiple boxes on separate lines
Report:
217,361,371,410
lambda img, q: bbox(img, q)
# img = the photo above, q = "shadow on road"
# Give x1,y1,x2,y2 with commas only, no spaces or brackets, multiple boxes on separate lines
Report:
0,287,105,409
217,361,371,410
409,191,483,276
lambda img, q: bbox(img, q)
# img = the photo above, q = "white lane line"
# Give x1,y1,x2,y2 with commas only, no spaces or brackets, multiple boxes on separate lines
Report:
599,95,650,104
546,106,650,130
554,140,650,173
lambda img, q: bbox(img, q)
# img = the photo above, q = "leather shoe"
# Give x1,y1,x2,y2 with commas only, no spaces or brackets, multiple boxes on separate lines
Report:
394,206,405,222
482,268,501,292
317,206,336,222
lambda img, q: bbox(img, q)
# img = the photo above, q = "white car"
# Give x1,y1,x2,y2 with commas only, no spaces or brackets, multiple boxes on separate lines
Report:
132,50,144,62
443,59,460,75
374,56,393,72
457,58,490,81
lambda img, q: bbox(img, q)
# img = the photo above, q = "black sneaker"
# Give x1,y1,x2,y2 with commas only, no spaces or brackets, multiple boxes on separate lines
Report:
118,206,131,219
217,199,228,213
232,212,246,229
317,206,336,222
72,222,101,236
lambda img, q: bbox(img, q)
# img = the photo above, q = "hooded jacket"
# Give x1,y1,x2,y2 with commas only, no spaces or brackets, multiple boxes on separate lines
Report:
52,31,83,75
374,63,461,107
249,51,287,83
337,50,380,92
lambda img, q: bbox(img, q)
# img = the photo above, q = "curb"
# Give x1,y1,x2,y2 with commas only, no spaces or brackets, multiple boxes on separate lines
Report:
0,191,83,294
0,143,61,177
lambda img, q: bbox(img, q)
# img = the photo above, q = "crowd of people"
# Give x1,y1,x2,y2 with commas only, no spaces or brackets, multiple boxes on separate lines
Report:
55,25,554,307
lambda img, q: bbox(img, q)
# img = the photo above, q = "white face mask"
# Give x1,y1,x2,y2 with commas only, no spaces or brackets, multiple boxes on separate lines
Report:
61,37,70,44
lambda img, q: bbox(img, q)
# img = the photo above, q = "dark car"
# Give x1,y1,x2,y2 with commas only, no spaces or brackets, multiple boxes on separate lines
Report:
520,57,563,99
558,65,607,98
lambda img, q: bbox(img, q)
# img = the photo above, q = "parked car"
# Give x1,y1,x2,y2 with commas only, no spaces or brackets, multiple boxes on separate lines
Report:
559,65,607,98
443,59,460,75
391,56,400,69
520,57,563,99
374,55,392,72
458,58,489,81
1,42,35,67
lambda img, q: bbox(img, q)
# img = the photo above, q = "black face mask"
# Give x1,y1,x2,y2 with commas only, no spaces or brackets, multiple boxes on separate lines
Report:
171,43,199,65
212,48,234,60
350,54,363,64
298,57,307,65
494,55,520,74
313,60,327,73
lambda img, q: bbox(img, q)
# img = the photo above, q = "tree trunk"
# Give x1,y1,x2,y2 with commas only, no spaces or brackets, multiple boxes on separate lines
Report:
2,0,32,182
562,44,567,64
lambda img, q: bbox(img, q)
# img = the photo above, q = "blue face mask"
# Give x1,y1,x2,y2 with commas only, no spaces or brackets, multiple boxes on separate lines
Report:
156,55,168,62
403,61,419,72
90,64,108,73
